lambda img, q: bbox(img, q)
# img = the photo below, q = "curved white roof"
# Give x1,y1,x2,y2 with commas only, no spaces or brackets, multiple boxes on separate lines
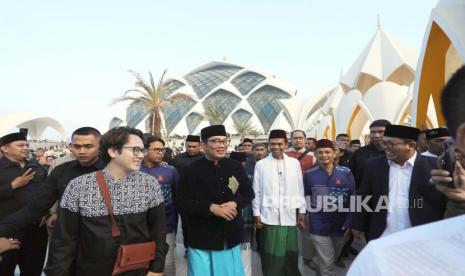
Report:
0,113,66,140
340,28,418,93
278,84,336,132
363,81,410,123
109,60,297,136
433,0,465,60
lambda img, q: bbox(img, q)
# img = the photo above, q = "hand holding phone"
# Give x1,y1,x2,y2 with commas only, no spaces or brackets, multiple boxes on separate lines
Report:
23,163,38,172
11,168,36,190
436,142,457,189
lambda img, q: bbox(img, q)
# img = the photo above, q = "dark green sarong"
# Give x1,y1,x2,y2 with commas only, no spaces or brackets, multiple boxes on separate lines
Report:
259,225,302,276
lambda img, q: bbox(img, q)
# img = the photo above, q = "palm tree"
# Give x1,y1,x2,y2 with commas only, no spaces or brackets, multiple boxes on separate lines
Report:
203,107,224,125
112,70,190,137
249,129,263,140
232,120,258,141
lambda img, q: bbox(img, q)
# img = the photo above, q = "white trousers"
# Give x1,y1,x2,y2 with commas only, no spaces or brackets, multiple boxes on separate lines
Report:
164,232,176,276
240,247,252,276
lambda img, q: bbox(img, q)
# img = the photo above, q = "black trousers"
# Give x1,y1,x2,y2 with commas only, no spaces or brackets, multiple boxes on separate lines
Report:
180,214,189,248
0,224,48,276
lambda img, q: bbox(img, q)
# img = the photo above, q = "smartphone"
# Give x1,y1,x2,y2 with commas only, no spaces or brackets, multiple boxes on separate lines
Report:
24,163,38,173
438,142,457,188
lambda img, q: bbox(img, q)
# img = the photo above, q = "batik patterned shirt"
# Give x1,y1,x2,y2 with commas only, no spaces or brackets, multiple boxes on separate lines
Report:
45,169,168,276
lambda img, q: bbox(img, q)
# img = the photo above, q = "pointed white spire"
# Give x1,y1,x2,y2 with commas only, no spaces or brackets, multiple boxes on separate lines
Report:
377,14,382,29
340,22,418,93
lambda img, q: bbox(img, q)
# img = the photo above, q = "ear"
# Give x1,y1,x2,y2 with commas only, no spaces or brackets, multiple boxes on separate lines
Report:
108,147,118,159
456,123,465,153
0,145,8,153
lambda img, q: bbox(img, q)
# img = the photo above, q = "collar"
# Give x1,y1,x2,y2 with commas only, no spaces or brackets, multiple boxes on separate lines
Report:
267,153,289,162
0,156,20,169
70,158,106,169
367,142,384,152
183,152,202,157
203,156,225,166
425,151,438,157
141,162,160,170
388,152,417,168
288,147,306,153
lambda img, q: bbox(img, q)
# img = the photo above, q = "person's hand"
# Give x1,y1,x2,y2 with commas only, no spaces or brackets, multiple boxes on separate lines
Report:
11,169,35,190
434,162,465,202
146,272,162,276
220,201,238,214
297,213,306,230
0,238,21,253
351,229,364,241
343,228,351,237
254,216,264,229
46,213,58,235
209,204,237,221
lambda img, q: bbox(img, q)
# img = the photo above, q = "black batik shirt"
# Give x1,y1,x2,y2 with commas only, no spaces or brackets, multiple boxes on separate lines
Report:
45,169,168,276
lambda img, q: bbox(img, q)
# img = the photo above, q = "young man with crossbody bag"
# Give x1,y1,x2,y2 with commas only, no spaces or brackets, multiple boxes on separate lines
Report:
45,127,168,276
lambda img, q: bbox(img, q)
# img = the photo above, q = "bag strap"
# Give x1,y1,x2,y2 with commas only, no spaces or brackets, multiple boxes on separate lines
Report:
96,170,121,238
297,149,311,161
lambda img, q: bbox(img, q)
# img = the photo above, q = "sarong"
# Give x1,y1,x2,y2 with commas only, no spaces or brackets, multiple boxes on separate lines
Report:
187,245,245,276
260,225,302,276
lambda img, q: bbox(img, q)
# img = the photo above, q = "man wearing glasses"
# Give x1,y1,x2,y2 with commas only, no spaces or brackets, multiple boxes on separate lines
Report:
177,125,254,276
45,127,168,275
352,124,446,242
141,135,179,276
240,138,254,155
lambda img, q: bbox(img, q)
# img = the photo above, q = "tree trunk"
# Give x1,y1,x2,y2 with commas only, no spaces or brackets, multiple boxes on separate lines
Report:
152,109,162,136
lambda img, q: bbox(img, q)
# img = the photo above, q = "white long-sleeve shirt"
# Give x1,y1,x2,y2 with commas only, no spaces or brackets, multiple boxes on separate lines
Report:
381,152,417,237
252,154,306,226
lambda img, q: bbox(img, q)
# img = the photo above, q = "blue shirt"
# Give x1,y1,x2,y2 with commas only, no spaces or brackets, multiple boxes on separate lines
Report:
140,163,180,233
303,165,355,236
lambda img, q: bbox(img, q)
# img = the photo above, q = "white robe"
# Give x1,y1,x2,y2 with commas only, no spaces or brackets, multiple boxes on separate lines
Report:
252,154,306,226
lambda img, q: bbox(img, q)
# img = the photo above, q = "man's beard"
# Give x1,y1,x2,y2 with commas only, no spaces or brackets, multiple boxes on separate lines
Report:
372,140,383,150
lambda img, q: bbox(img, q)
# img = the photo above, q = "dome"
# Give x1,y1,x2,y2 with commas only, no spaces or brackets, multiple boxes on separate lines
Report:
109,61,297,135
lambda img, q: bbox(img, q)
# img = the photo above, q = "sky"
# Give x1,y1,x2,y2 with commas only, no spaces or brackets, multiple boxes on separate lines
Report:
0,0,439,138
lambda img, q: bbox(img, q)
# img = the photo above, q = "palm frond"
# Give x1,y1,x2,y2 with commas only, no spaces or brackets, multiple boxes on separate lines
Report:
112,69,171,136
232,120,257,135
128,70,153,95
203,107,224,125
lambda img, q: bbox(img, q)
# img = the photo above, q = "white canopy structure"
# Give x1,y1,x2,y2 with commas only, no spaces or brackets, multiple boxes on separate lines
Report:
412,0,465,128
283,23,422,140
0,113,66,140
340,26,417,94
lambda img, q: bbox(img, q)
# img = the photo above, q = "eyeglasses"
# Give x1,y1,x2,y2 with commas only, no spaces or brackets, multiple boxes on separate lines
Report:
122,146,147,156
148,148,165,154
208,139,230,146
379,141,406,149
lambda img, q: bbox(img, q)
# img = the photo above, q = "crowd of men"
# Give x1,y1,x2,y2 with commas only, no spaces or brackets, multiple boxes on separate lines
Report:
0,65,465,276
